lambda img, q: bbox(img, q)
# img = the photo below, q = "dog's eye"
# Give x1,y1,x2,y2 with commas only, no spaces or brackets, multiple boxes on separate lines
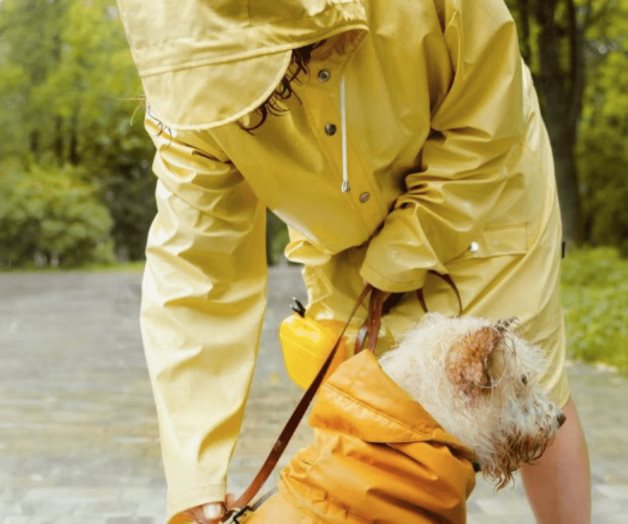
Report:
521,374,528,385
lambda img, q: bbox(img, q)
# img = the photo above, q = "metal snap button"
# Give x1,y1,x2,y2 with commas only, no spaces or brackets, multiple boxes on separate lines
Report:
318,69,331,82
469,241,480,253
359,192,370,203
324,123,337,136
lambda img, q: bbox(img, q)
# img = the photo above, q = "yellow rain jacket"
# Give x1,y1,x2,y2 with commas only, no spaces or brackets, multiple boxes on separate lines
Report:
117,0,569,521
248,350,477,523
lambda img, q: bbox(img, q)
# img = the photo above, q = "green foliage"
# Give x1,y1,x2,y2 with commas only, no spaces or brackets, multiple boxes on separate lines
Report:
266,211,290,265
0,163,115,268
0,0,155,262
562,248,628,373
577,2,628,254
505,0,628,250
0,0,625,266
578,128,628,255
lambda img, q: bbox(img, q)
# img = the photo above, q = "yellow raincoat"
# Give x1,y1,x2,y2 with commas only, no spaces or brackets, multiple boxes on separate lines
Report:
248,350,477,523
117,0,569,521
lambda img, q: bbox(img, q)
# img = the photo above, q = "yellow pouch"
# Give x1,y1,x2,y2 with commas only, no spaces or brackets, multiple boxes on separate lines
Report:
279,314,349,390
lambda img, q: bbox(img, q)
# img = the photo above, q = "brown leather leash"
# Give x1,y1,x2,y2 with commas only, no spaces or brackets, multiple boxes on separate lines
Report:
354,285,392,354
223,270,463,522
354,269,463,354
222,284,374,521
416,270,463,317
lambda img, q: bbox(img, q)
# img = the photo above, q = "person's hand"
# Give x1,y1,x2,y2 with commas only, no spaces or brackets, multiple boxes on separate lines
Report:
182,494,235,524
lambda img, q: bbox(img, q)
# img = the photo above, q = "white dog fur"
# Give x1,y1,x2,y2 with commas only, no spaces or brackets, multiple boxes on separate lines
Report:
379,313,564,487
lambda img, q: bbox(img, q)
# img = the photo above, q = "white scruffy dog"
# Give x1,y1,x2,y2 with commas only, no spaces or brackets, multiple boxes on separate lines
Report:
204,313,566,523
379,313,565,487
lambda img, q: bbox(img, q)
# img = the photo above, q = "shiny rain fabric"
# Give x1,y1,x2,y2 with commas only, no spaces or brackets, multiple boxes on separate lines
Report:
247,350,477,524
117,0,569,521
117,0,369,129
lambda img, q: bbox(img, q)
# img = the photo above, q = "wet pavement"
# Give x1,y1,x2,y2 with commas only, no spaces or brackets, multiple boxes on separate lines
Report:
1,266,626,523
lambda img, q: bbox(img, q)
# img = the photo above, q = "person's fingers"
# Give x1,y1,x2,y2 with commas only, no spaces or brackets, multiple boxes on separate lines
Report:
181,501,225,524
225,493,236,507
182,505,208,524
202,502,225,523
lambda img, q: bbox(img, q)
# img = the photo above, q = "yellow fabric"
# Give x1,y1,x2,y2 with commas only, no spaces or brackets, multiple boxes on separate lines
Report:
117,0,368,129
248,351,476,523
279,315,351,389
118,0,570,521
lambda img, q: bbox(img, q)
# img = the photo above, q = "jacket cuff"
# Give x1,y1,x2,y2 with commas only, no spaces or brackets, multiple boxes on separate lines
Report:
167,484,226,524
359,260,427,293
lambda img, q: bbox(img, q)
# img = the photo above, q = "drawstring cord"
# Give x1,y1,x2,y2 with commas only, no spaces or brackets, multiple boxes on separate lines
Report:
340,76,350,193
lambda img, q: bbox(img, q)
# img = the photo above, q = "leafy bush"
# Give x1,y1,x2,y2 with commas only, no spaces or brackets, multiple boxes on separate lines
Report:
561,248,628,373
0,0,156,262
578,128,628,255
266,211,290,265
0,163,115,268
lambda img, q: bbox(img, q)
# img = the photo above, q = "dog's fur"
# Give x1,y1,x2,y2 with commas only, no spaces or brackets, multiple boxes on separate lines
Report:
379,313,564,488
245,313,564,522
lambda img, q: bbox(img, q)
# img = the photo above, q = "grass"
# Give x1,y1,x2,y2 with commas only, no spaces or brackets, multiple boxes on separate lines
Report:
561,247,628,374
1,260,145,273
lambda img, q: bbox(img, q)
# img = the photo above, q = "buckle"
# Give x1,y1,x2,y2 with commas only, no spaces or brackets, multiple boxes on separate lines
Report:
231,505,252,524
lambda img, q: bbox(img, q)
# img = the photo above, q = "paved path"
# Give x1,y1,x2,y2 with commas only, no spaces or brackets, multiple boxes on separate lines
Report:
1,266,626,523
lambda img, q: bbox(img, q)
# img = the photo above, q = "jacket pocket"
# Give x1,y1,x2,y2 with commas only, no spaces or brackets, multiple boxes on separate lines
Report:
448,221,529,263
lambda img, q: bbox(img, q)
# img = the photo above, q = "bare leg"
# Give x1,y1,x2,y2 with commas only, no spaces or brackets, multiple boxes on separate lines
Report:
520,397,591,524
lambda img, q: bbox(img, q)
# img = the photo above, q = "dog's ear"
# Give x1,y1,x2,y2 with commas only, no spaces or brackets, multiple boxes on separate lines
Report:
446,326,504,402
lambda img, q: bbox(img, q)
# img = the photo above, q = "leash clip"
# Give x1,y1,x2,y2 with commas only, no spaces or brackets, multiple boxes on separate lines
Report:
231,505,252,523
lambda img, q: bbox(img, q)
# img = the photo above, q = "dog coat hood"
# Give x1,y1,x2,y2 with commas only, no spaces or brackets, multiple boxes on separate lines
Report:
249,351,477,523
116,0,368,129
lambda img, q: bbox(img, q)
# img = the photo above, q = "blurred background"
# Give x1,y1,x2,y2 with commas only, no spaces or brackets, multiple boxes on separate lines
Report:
0,1,627,522
0,0,625,371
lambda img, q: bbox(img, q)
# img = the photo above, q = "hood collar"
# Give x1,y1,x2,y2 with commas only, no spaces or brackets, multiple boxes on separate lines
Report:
117,0,368,129
310,350,476,462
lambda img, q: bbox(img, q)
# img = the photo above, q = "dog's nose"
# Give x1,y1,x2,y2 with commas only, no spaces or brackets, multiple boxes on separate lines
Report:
557,411,567,427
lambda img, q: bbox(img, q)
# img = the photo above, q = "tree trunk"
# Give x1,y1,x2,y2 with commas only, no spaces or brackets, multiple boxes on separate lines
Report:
551,129,583,243
54,116,64,164
516,0,532,64
69,111,80,165
533,0,584,243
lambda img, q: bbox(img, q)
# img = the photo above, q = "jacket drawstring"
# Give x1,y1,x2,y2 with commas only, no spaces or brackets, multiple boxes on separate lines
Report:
340,76,350,193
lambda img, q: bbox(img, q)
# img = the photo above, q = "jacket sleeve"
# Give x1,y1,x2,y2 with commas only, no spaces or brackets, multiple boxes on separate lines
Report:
359,0,526,292
140,114,267,523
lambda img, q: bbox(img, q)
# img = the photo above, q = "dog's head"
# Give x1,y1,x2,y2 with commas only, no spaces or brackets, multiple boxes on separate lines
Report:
442,316,565,488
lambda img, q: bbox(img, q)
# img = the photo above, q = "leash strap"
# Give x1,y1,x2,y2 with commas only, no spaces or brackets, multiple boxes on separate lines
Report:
224,272,462,520
223,284,373,520
417,270,463,316
229,488,277,524
354,287,387,354
355,271,463,354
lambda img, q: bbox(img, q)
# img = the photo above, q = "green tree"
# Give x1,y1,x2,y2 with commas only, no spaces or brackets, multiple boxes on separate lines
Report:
577,1,628,253
0,162,115,267
506,0,627,247
0,0,155,263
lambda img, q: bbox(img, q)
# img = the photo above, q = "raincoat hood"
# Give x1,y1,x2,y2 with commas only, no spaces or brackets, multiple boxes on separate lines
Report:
249,351,477,523
116,0,368,129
